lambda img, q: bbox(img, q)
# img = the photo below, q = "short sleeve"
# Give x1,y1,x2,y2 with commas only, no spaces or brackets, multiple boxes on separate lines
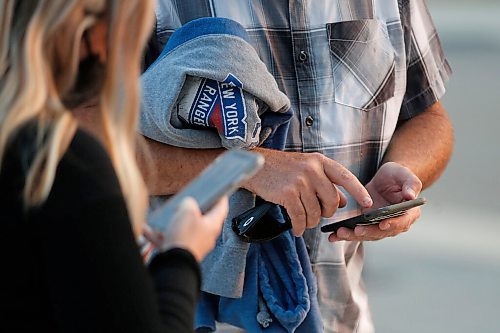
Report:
399,0,452,120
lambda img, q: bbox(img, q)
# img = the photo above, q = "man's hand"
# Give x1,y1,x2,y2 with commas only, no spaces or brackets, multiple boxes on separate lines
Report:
243,148,373,236
329,162,423,242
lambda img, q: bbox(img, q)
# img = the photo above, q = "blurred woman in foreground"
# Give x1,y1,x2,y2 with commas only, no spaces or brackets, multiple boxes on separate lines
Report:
0,1,227,332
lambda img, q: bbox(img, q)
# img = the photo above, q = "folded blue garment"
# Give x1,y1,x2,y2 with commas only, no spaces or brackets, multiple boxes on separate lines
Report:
196,231,322,332
140,16,322,332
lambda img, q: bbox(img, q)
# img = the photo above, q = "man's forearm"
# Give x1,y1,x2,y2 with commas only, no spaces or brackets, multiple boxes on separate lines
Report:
382,101,454,189
137,137,223,195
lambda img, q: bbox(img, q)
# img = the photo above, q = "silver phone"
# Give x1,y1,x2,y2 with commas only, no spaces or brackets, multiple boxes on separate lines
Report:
148,150,264,231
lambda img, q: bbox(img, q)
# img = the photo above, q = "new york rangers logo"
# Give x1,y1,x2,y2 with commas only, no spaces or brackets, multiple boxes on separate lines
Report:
188,74,247,141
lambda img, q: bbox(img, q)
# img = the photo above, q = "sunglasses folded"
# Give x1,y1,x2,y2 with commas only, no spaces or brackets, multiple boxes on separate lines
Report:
232,201,292,243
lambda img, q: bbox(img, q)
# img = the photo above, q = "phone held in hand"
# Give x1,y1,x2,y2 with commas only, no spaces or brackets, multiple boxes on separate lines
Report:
148,150,264,231
320,197,427,233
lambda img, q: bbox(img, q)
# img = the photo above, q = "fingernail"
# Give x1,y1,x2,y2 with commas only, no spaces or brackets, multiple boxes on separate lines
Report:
380,222,390,231
339,231,350,239
356,227,367,236
328,234,339,242
179,197,194,208
362,197,373,208
406,187,416,199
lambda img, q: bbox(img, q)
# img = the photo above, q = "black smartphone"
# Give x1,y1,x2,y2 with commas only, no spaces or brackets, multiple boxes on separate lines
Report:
320,197,427,233
148,150,264,231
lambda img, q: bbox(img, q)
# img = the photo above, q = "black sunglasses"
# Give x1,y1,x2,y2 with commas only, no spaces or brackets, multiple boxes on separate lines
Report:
232,201,292,243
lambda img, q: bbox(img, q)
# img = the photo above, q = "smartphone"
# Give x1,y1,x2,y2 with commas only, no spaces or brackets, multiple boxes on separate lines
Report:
148,150,264,231
320,197,427,233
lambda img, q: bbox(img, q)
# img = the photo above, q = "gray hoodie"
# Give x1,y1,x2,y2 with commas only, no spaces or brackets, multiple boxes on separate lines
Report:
140,17,291,298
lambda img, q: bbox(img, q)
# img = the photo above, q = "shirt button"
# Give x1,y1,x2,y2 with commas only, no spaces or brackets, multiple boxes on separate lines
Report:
298,50,308,62
305,116,314,127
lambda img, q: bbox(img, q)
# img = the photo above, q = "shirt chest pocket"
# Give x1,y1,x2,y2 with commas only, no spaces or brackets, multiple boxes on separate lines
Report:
327,19,396,111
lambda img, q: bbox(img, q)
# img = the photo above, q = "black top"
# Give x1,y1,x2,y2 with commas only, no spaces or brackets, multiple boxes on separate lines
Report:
0,125,201,332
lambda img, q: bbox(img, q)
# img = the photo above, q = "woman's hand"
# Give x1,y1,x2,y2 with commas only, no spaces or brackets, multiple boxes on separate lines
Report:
145,197,228,262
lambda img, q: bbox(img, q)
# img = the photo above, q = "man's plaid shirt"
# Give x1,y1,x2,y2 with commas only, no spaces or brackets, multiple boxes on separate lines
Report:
151,1,451,332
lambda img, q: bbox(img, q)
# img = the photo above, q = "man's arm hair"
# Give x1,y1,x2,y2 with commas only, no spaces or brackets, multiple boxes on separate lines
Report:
382,101,454,189
137,137,223,196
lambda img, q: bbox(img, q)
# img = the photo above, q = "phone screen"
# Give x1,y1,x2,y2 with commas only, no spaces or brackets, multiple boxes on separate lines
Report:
320,197,426,233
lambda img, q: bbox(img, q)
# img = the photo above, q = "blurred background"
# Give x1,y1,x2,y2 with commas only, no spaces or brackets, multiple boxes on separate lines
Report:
364,0,500,332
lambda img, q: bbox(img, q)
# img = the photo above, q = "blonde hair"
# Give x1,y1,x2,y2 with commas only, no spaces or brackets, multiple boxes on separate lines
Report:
0,0,154,235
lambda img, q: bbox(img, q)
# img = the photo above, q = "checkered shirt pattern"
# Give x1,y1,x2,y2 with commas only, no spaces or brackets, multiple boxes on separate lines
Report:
151,1,451,332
